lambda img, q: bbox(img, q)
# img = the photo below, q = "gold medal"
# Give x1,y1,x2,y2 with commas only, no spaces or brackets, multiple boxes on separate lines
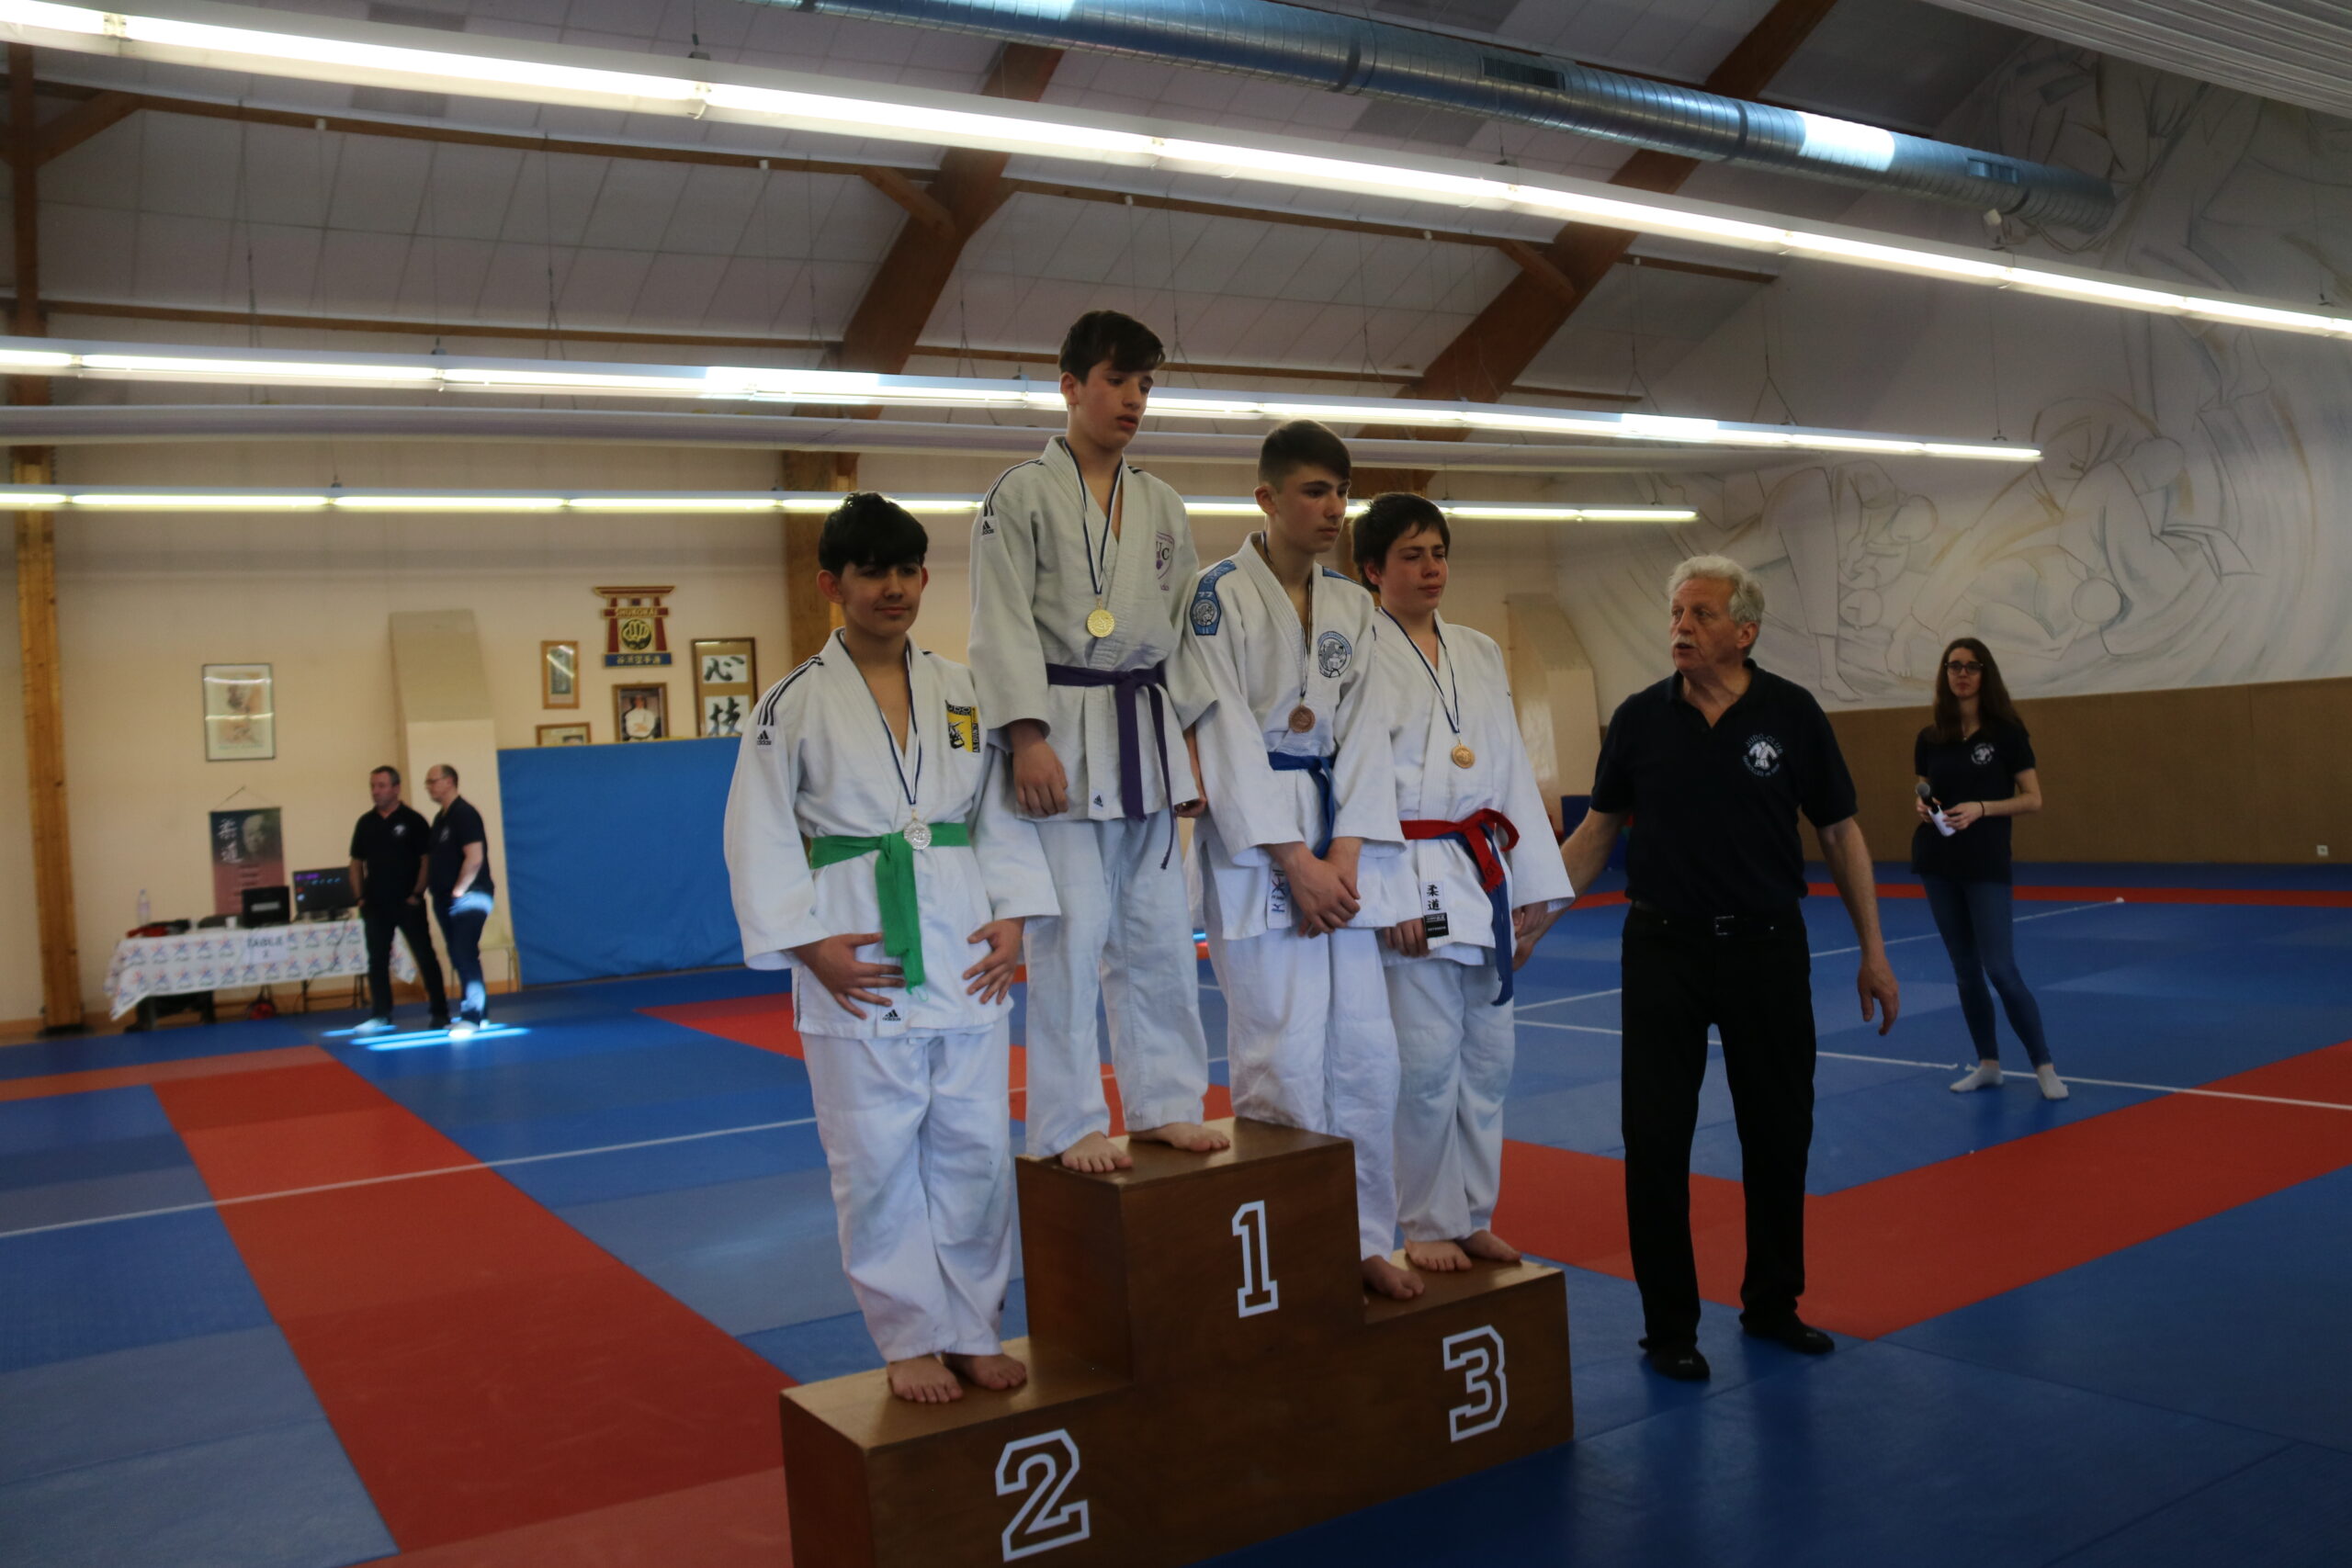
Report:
1287,705,1315,733
1451,743,1476,769
1086,606,1116,638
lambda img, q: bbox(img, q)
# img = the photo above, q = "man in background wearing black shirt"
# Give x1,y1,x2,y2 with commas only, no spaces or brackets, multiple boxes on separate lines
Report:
424,763,496,1039
348,764,449,1036
1559,557,1899,1382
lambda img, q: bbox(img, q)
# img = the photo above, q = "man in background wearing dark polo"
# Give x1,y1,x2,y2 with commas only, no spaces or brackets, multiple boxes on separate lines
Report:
424,763,496,1040
349,764,449,1036
1559,556,1899,1382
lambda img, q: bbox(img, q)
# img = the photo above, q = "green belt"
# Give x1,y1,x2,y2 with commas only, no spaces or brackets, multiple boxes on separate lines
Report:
808,823,970,989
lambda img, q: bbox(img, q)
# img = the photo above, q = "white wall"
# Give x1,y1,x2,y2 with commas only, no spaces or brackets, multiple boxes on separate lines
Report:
6,436,1563,1020
1554,40,2352,716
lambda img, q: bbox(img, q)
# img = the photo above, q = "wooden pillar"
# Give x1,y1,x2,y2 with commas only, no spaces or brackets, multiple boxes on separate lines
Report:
782,450,857,669
16,454,82,1031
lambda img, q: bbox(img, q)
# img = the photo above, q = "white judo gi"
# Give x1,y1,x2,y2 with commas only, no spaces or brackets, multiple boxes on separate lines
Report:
1365,613,1572,1244
723,633,1057,1362
1183,540,1408,1258
970,437,1216,1156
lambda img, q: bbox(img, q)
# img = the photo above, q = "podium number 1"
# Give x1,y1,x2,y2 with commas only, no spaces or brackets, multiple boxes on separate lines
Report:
997,1430,1090,1562
1442,1326,1508,1442
1231,1200,1280,1317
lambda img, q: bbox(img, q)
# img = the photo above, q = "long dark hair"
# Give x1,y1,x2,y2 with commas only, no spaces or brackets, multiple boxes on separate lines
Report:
1931,637,2023,741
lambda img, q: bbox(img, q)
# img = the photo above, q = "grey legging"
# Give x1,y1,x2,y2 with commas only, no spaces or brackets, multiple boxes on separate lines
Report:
1919,874,2052,1068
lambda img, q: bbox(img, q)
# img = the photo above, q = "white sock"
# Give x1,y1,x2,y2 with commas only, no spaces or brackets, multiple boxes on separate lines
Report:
1949,1061,2002,1092
2036,1064,2069,1100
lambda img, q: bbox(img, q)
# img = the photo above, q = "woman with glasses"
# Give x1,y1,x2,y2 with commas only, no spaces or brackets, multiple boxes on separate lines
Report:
1913,638,2066,1100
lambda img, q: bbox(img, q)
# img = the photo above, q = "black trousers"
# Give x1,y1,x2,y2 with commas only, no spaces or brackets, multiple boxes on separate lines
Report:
362,900,447,1022
433,892,492,1023
1620,905,1816,1346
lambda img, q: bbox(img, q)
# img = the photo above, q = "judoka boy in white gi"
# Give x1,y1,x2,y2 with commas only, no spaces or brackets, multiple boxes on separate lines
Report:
1356,492,1570,1275
969,310,1228,1175
725,493,1056,1404
1184,421,1422,1301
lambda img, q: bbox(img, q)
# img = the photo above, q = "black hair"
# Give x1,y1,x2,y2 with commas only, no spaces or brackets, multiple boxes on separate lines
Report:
1057,310,1165,379
431,763,459,786
1352,491,1449,580
818,491,930,576
371,764,401,784
1258,420,1352,489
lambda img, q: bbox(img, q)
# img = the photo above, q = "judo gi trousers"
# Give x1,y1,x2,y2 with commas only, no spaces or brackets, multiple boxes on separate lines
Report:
800,1021,1014,1362
1204,905,1400,1259
1022,815,1211,1156
1385,957,1515,1243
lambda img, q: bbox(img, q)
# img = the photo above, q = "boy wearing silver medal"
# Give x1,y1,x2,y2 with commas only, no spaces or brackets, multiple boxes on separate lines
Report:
1183,422,1420,1300
1358,492,1571,1275
967,311,1227,1174
724,494,1056,1404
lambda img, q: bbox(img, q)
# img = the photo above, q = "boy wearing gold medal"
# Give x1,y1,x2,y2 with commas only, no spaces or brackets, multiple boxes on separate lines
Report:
1357,492,1571,1276
967,311,1227,1174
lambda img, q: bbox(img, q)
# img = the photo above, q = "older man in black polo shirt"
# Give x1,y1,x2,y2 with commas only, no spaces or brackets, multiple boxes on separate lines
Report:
1560,555,1898,1382
348,764,449,1036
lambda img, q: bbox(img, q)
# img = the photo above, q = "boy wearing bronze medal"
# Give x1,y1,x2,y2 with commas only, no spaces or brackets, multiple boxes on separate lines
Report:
1182,422,1419,1300
967,310,1227,1173
1356,491,1570,1275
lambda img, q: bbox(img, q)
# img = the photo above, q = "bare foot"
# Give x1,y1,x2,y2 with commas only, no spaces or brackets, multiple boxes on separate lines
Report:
1362,1255,1426,1300
1404,1238,1472,1272
1057,1131,1133,1173
944,1351,1028,1392
887,1356,963,1404
1461,1230,1521,1265
1127,1120,1231,1154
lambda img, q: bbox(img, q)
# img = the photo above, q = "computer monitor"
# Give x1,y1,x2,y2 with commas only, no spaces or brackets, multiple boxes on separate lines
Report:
292,867,355,918
242,885,293,927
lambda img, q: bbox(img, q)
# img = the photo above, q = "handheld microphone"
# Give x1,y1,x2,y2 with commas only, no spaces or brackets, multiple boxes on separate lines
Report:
1917,781,1956,836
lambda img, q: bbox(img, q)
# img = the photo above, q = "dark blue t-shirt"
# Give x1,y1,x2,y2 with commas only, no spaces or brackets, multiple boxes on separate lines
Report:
1911,722,2035,884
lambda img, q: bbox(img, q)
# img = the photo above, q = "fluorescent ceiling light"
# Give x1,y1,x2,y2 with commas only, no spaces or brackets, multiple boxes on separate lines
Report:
13,2,2346,345
16,337,2036,463
0,487,1693,521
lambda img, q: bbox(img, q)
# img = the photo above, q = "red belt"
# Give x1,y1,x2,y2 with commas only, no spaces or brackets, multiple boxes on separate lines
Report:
1401,808,1520,890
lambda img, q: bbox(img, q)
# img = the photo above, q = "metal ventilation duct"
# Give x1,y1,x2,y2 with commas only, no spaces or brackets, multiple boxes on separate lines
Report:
782,0,2115,231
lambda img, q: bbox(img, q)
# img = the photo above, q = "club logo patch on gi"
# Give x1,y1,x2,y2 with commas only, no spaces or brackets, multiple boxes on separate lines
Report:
1316,629,1353,678
1155,530,1175,579
1742,734,1785,778
1970,741,1996,766
945,703,978,752
1191,559,1237,636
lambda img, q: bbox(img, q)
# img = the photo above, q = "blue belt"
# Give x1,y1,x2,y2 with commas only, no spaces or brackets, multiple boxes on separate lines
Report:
1267,750,1335,857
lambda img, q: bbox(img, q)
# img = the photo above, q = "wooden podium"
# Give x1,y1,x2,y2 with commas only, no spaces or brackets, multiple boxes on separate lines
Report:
780,1119,1574,1565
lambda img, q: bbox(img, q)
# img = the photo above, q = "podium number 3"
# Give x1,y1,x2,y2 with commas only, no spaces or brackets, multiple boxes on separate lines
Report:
1442,1327,1508,1442
1231,1200,1280,1317
997,1430,1090,1562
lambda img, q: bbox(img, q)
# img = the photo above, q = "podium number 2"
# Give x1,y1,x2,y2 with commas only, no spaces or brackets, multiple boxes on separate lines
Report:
1442,1327,1508,1442
997,1430,1089,1562
1231,1200,1280,1317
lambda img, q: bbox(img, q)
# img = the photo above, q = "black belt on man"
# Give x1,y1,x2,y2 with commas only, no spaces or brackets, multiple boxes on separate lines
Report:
1628,900,1802,939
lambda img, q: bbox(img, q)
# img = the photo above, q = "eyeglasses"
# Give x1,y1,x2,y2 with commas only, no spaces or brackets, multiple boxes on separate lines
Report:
1944,660,1984,675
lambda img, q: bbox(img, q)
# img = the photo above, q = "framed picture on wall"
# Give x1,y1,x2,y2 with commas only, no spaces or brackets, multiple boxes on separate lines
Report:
691,637,758,738
201,664,276,761
615,682,669,742
537,722,592,746
541,641,579,708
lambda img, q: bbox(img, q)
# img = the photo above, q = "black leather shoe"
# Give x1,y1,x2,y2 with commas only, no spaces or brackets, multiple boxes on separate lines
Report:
1742,1315,1835,1354
1643,1343,1712,1382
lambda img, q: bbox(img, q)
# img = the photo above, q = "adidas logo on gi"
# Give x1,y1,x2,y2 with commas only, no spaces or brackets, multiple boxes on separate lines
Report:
882,1007,902,1022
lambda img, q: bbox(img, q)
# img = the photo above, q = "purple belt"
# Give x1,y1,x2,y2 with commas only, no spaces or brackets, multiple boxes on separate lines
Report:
1045,660,1172,822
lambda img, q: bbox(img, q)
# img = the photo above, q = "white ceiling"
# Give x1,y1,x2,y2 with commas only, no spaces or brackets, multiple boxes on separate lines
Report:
19,0,2052,409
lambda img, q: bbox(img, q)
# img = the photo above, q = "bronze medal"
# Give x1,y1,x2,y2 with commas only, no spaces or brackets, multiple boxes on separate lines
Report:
1287,705,1315,733
1086,606,1116,639
1451,743,1476,769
